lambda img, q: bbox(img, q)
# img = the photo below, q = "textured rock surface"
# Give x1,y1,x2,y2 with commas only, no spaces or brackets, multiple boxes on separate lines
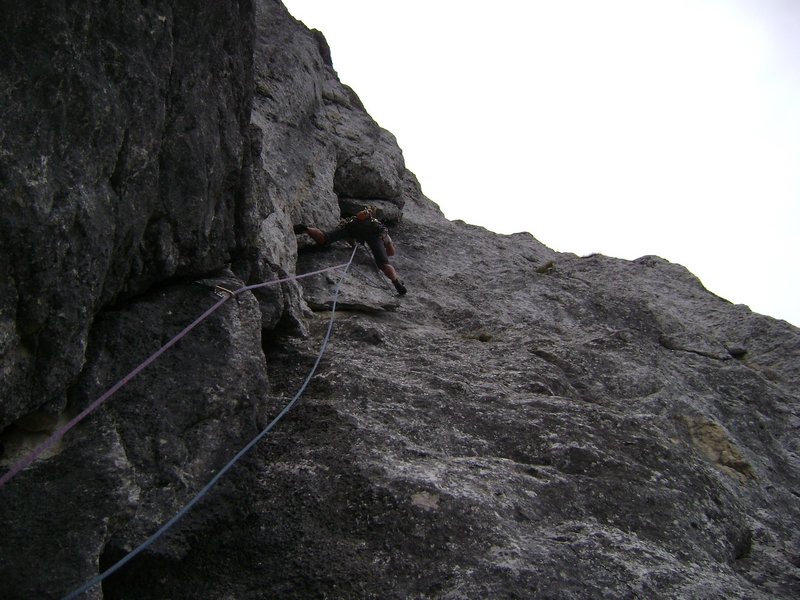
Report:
0,0,256,425
2,1,800,599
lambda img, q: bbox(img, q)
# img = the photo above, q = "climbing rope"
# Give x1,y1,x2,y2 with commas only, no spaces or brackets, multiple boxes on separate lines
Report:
0,260,353,488
62,245,357,599
349,264,395,296
354,243,395,296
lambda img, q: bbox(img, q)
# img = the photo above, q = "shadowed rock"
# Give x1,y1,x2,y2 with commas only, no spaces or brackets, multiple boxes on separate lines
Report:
1,1,799,599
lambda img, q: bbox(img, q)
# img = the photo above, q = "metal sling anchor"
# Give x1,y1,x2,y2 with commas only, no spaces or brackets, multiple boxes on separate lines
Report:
214,285,235,298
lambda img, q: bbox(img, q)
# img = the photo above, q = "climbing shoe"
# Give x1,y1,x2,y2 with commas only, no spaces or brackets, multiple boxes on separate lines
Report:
393,279,407,295
293,223,308,234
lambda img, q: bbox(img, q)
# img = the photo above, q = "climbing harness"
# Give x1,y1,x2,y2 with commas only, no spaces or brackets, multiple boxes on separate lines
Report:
340,210,387,241
61,245,357,599
0,258,355,488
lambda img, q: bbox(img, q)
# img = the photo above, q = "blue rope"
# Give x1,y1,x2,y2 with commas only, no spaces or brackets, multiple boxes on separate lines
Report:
62,246,357,600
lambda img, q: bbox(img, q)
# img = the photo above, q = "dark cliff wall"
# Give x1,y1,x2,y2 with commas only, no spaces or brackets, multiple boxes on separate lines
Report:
0,1,418,597
1,2,800,599
0,0,256,426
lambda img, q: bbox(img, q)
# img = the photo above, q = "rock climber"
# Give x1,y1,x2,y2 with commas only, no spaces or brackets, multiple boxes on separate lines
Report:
294,206,407,295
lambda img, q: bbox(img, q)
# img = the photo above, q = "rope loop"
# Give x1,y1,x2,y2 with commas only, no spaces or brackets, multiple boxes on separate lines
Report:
62,245,357,598
1,258,354,488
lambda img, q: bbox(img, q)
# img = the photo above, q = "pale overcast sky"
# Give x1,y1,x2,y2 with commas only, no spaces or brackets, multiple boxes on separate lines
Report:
281,0,800,327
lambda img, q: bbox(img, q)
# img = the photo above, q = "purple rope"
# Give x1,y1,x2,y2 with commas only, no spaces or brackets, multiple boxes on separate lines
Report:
0,262,350,487
61,245,358,600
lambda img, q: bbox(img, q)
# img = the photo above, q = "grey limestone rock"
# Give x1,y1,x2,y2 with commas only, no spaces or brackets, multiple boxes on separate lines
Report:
1,1,799,599
0,0,256,427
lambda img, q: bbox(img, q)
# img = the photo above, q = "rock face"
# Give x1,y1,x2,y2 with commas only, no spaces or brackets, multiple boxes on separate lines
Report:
0,0,256,426
1,2,799,599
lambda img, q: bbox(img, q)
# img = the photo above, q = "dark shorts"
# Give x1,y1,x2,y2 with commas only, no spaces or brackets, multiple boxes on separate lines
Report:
324,226,389,266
